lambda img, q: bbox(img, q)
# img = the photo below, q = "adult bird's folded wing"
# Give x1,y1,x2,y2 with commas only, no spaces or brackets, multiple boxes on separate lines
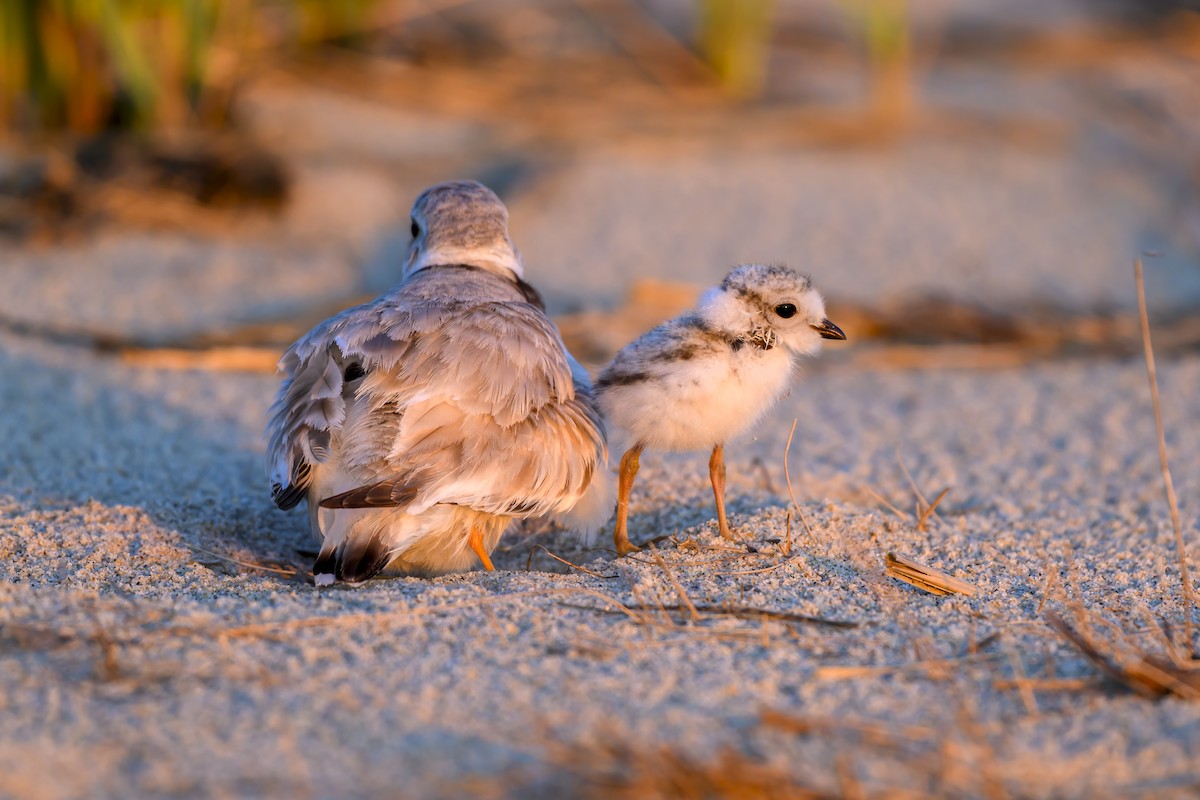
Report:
319,480,421,509
336,298,605,519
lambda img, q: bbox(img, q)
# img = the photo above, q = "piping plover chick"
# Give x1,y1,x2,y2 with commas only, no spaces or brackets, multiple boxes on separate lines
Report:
266,180,610,585
596,263,845,555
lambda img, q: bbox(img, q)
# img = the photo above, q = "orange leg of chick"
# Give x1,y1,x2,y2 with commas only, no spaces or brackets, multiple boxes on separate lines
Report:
469,526,495,571
614,443,645,556
710,442,735,540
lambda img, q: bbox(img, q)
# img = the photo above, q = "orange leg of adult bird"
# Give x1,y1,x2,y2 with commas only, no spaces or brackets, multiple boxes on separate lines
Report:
710,443,734,540
469,526,495,571
614,443,645,556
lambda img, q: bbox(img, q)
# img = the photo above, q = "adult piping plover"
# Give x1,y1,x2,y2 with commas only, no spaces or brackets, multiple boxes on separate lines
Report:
266,180,609,584
596,263,845,555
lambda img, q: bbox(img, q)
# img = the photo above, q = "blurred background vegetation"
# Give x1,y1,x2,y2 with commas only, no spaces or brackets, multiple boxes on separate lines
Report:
2,0,1199,334
0,0,1197,401
0,0,919,132
0,0,953,241
0,0,380,131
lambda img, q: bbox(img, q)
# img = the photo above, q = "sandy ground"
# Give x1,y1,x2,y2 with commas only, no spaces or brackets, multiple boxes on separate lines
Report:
1,315,1199,797
3,5,1200,795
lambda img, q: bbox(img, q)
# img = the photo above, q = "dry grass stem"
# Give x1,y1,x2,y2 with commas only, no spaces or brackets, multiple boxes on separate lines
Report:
1138,607,1200,672
861,483,911,522
703,543,758,555
967,631,1003,656
648,543,701,622
549,737,834,799
1045,609,1200,700
524,544,618,579
759,709,987,796
561,588,654,625
634,583,676,628
782,419,816,539
896,448,938,525
561,600,856,630
89,612,122,682
992,677,1098,692
916,487,951,533
1134,258,1197,646
1005,647,1040,715
566,631,620,661
633,604,857,629
186,544,299,577
183,587,642,640
624,553,745,569
760,709,937,748
714,553,807,577
1035,566,1060,616
885,553,978,597
814,651,1000,682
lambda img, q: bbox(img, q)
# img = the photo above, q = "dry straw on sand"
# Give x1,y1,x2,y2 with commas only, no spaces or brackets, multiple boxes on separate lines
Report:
1042,260,1199,698
884,552,977,597
1134,258,1197,642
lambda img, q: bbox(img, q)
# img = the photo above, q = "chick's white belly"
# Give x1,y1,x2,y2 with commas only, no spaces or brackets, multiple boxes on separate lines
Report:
607,350,792,451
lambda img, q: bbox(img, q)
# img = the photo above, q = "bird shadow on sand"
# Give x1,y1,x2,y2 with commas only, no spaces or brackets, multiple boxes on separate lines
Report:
495,455,796,576
0,340,310,586
0,338,811,589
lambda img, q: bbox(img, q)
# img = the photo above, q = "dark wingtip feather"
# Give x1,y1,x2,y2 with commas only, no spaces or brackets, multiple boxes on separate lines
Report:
336,536,392,584
319,481,418,509
318,486,369,509
273,461,311,510
272,481,307,511
313,550,338,584
311,540,389,586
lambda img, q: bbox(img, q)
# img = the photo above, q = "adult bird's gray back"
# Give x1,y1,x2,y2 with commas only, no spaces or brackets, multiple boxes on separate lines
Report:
266,180,610,584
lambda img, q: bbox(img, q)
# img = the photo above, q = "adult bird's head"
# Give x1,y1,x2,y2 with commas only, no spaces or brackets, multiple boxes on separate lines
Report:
404,180,524,280
698,263,845,356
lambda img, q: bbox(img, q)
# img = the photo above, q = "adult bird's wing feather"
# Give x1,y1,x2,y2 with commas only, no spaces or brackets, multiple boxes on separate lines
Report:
266,273,606,521
265,302,384,508
265,292,465,505
337,298,606,517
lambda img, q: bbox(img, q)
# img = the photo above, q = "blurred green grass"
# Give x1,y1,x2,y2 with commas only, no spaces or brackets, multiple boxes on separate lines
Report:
701,0,911,116
0,0,379,132
1,1,914,133
699,0,774,98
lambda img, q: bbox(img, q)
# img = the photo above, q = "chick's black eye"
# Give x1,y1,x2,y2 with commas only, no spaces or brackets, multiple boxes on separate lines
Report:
774,303,797,319
410,219,420,238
